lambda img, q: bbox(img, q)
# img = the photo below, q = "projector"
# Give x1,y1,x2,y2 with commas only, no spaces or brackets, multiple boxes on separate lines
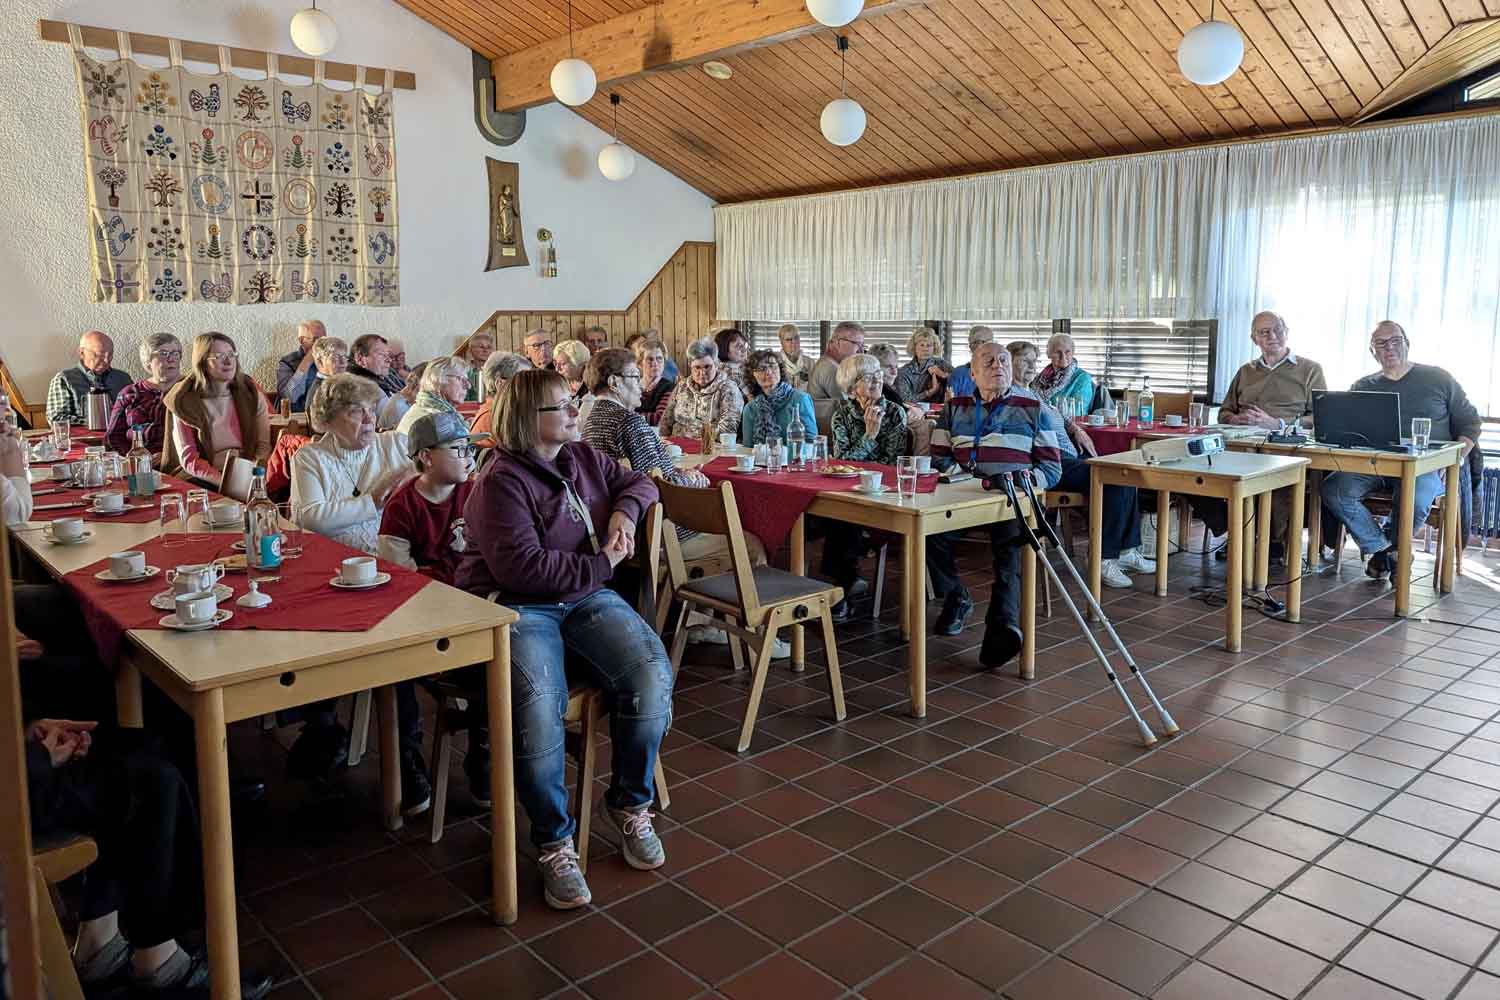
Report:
1140,433,1226,465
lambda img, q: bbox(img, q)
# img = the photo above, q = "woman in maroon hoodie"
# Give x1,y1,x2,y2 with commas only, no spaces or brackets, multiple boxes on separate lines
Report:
457,368,670,910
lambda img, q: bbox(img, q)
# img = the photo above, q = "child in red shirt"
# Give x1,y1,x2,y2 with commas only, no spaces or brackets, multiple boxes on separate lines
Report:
378,411,477,585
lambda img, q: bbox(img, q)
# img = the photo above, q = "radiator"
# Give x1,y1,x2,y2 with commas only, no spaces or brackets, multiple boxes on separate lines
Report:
1484,468,1500,547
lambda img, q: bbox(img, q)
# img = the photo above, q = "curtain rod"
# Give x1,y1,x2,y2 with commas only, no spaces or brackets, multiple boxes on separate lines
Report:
36,18,417,90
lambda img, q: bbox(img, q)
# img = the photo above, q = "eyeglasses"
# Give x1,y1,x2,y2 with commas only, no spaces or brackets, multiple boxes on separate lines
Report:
538,401,580,414
525,341,553,350
857,374,883,386
152,350,183,362
207,352,238,363
617,372,643,381
438,443,474,457
1372,336,1406,350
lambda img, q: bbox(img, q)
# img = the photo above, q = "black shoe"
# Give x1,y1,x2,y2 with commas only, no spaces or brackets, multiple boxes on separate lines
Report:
132,947,272,999
232,776,268,805
978,624,1024,669
465,748,492,809
935,592,974,636
1365,547,1394,580
848,578,870,599
829,598,851,624
286,721,348,782
401,749,432,817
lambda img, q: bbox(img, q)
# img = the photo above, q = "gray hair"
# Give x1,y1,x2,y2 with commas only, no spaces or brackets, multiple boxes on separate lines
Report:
553,339,591,370
310,335,349,368
685,338,719,363
309,372,383,433
869,343,899,367
833,320,865,339
483,351,532,392
421,355,470,393
385,336,405,354
907,326,942,357
1253,311,1290,337
138,332,181,368
968,325,994,349
836,353,882,393
1045,332,1076,355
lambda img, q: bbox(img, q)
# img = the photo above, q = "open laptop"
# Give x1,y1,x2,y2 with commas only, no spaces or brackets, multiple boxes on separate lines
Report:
1311,390,1404,450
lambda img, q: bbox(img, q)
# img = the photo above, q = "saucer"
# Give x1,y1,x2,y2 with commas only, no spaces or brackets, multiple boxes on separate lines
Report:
43,528,93,545
89,505,131,516
853,484,890,495
329,572,391,590
151,584,233,611
725,466,760,475
159,609,233,632
94,565,162,583
823,471,861,479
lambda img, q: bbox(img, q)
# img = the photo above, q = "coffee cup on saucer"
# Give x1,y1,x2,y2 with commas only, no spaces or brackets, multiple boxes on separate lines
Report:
914,456,933,474
340,556,378,586
51,517,85,541
1163,414,1184,427
734,453,755,472
718,432,738,452
175,590,218,624
92,491,125,513
858,471,884,492
207,500,242,526
109,551,146,578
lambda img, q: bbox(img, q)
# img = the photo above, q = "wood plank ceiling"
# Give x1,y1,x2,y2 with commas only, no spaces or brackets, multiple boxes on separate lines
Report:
396,0,1500,203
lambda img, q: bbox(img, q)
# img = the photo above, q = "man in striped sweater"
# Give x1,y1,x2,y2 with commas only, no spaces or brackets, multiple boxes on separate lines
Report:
929,342,1064,668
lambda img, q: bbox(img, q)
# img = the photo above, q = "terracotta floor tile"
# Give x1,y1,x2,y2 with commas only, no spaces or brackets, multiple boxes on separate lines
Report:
964,831,1068,882
1200,837,1304,889
791,915,911,986
795,854,897,910
1156,962,1279,1000
912,856,1018,913
1013,808,1111,853
274,905,390,972
1082,834,1186,885
1062,921,1186,994
1125,810,1225,857
1341,932,1468,1000
718,951,842,1000
1158,862,1267,920
861,955,993,1000
850,830,947,880
983,887,1095,950
1203,927,1327,999
1244,895,1362,960
1236,813,1338,861
398,909,514,979
923,919,1043,991
658,915,776,985
904,807,996,853
1283,867,1397,924
1437,841,1500,890
1374,899,1498,965
1318,841,1427,894
1409,870,1500,928
1302,968,1415,1000
1456,972,1500,1000
1034,859,1142,915
1113,890,1230,954
729,883,840,944
363,873,474,936
1270,791,1369,835
674,854,778,910
528,913,642,983
846,785,940,826
743,784,830,825
605,883,713,943
1004,956,1139,1000
310,941,434,1000
857,884,967,948
688,804,780,850
575,950,703,1000
736,829,836,878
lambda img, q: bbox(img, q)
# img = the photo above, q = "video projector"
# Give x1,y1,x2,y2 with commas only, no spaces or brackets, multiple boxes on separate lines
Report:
1139,433,1226,466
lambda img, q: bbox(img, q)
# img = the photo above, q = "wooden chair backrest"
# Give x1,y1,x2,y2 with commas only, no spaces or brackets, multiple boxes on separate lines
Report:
656,479,764,619
1152,391,1193,419
0,359,46,430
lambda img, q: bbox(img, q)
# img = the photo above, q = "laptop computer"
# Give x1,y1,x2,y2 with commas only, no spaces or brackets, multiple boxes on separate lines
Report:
1311,390,1404,450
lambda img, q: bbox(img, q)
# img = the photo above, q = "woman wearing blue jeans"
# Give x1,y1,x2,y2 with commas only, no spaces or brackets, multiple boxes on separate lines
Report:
456,368,673,910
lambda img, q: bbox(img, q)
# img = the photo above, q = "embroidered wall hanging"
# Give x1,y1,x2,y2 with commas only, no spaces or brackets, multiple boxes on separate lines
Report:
72,29,400,306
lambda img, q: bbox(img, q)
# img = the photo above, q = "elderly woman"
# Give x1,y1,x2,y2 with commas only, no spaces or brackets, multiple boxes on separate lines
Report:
106,332,182,454
470,352,532,438
453,331,495,402
714,328,750,386
377,361,426,431
396,355,469,437
1006,341,1041,390
739,349,816,448
634,337,675,426
457,368,673,909
161,333,270,487
631,329,679,381
1033,332,1094,413
894,327,949,404
659,339,744,443
553,339,591,398
777,324,814,390
300,335,350,415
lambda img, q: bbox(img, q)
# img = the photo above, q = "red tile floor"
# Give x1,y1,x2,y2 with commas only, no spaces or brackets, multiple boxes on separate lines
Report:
227,532,1500,999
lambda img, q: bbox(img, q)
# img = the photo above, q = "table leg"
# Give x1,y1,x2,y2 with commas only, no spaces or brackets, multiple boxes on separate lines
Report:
1155,489,1170,597
1307,471,1324,564
906,529,926,718
1395,464,1416,617
1286,477,1304,623
1255,491,1273,591
1088,471,1103,612
193,688,240,1000
376,686,402,832
488,624,517,926
116,661,143,728
1020,534,1035,680
1442,458,1461,593
789,516,806,673
1225,491,1244,652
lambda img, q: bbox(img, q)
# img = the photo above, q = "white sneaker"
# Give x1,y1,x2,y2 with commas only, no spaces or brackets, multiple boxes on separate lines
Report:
688,625,729,645
1116,548,1156,574
1101,560,1133,588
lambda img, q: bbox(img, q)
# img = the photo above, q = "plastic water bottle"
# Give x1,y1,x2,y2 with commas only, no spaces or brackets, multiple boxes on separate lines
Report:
244,467,282,570
1138,376,1155,428
786,408,808,470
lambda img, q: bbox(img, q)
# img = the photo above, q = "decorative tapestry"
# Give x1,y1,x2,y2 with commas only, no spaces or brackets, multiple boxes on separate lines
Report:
73,32,399,306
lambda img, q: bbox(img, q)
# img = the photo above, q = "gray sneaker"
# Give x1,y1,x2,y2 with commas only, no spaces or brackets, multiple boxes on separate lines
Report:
537,841,592,910
75,932,130,986
605,803,666,870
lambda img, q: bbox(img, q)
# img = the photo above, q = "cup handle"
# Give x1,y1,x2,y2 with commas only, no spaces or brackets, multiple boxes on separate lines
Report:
165,569,178,585
211,564,226,582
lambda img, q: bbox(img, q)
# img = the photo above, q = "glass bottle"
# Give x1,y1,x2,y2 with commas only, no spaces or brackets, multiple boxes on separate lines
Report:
126,425,153,496
1138,376,1155,428
244,467,282,570
786,406,807,470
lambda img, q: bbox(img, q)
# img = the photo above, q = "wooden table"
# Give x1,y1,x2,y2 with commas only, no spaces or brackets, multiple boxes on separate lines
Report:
9,517,519,1000
1087,450,1309,652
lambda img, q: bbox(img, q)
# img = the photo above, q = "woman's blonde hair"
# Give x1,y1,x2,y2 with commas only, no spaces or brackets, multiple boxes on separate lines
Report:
495,368,570,453
420,355,470,394
907,325,943,357
309,372,383,433
184,332,237,393
553,339,591,373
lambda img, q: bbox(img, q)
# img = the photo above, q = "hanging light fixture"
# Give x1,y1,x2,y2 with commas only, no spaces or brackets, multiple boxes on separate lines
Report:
289,0,338,57
550,0,597,106
1177,0,1243,86
820,35,866,146
598,94,637,181
807,0,864,28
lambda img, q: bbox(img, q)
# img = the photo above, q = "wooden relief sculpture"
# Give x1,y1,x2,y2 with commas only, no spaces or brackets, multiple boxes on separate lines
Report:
485,158,528,270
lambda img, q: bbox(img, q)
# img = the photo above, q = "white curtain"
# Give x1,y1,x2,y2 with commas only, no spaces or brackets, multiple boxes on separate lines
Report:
716,115,1500,405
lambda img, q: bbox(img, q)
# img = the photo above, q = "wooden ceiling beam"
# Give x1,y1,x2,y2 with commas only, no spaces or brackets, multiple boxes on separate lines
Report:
490,0,922,111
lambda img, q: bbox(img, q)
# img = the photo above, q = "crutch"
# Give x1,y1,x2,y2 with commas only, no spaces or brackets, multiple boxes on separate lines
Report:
990,469,1179,746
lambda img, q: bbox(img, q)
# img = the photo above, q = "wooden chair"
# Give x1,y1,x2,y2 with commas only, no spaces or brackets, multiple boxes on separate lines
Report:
0,356,49,429
1151,391,1193,420
657,479,847,752
32,834,101,1000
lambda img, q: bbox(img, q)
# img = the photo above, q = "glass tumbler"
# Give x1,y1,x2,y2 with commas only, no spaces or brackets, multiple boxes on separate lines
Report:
1189,402,1208,429
1411,417,1432,451
812,435,829,471
50,418,71,455
767,436,783,474
184,488,211,536
159,492,186,546
896,456,919,499
277,502,303,558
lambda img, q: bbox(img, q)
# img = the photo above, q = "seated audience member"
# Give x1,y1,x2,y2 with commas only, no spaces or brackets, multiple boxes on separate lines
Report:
382,337,411,395
776,323,814,391
161,333,270,488
1323,321,1480,581
1006,341,1041,389
929,343,1064,664
895,326,950,404
454,331,496,402
583,324,610,355
299,335,349,415
378,361,427,431
397,355,469,436
348,333,395,400
554,339,592,398
870,343,929,423
47,330,132,425
714,328,751,387
264,426,311,505
659,338,745,442
523,329,555,370
629,329,679,380
275,320,325,411
810,321,867,401
3,409,32,526
1033,332,1095,414
946,325,994,399
457,369,672,908
634,337,676,426
1049,406,1155,588
470,352,532,439
740,349,816,447
105,332,182,453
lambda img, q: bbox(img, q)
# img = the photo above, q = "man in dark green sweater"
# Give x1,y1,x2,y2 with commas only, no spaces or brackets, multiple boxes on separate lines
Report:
1322,321,1480,581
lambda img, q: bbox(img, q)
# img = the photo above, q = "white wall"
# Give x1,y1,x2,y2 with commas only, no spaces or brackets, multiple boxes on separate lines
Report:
0,0,714,398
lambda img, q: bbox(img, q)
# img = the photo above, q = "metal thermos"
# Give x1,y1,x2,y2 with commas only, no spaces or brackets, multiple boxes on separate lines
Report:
86,387,109,431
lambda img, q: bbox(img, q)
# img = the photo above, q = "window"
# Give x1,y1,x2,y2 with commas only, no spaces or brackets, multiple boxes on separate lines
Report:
1067,319,1214,396
948,321,1055,369
1465,72,1500,102
743,321,821,363
852,321,930,365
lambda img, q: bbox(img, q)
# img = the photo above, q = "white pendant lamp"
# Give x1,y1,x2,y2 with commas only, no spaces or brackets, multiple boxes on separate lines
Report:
598,94,637,181
1177,0,1244,86
820,35,866,146
551,0,597,106
807,0,864,28
290,1,338,57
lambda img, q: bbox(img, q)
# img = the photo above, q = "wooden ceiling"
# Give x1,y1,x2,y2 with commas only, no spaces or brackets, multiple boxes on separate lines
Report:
396,0,1500,203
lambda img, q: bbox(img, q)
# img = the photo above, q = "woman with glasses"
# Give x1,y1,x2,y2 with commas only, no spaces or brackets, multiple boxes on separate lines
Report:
299,335,350,416
396,355,471,437
633,337,675,426
457,368,672,910
105,332,183,454
161,333,270,487
659,338,744,442
739,349,816,447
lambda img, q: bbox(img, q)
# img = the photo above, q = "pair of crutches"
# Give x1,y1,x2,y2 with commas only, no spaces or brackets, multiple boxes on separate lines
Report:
987,468,1179,747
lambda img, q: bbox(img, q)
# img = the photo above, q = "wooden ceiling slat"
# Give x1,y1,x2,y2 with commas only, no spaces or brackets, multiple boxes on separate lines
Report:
1114,0,1267,127
1245,0,1364,118
1363,0,1441,65
1220,0,1342,121
1322,0,1408,81
574,92,752,196
1406,0,1459,46
394,0,508,57
423,0,554,52
1149,0,1309,127
1285,0,1385,104
1443,0,1489,20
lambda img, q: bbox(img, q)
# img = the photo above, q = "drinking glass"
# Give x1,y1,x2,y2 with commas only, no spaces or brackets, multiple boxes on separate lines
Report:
1113,404,1128,429
50,418,71,455
1188,402,1207,429
159,492,186,546
896,456,919,499
812,435,830,471
767,436,783,474
185,488,211,536
1411,417,1432,451
277,502,303,558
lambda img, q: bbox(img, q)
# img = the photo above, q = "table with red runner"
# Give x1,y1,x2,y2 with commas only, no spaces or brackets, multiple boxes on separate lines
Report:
26,473,200,524
701,455,938,550
668,437,703,454
1086,419,1197,456
60,533,431,664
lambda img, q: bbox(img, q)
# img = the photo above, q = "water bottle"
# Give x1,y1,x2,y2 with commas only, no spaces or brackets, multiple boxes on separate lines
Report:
126,425,153,496
244,467,282,570
1138,376,1155,428
786,407,808,470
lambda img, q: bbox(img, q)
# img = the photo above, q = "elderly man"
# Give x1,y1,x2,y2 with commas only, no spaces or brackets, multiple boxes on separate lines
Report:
349,334,394,400
381,337,411,395
809,321,867,400
276,320,326,412
46,331,131,426
945,326,994,399
1323,321,1480,581
523,330,555,370
929,342,1064,667
582,325,610,355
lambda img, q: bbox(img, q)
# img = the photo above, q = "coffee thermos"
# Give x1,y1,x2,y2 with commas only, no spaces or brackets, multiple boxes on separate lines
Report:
86,386,109,430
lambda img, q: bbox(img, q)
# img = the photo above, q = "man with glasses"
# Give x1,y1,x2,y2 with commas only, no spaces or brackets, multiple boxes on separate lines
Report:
349,333,395,400
46,330,131,425
1323,320,1480,581
810,320,867,401
524,330,555,370
276,320,326,405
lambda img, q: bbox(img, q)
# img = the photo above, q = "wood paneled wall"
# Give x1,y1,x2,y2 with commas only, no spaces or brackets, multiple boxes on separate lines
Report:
473,241,721,363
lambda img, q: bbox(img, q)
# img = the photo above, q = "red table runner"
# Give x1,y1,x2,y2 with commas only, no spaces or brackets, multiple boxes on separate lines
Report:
701,455,938,550
61,533,431,664
27,474,200,524
668,437,703,454
1085,419,1197,456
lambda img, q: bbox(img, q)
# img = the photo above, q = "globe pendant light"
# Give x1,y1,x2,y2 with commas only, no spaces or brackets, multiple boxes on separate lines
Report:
598,94,637,181
820,35,866,146
551,0,597,106
290,0,338,57
1177,0,1244,86
807,0,864,28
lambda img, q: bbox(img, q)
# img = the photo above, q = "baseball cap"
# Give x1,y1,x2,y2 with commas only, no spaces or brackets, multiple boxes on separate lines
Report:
407,410,481,458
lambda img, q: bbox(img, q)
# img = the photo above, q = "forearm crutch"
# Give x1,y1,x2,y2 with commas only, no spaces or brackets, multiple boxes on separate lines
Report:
992,470,1178,747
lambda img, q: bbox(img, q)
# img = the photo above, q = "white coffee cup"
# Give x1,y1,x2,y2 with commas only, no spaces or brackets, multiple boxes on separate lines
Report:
859,471,884,491
666,444,684,459
914,456,933,474
1088,414,1106,426
734,453,755,471
208,500,242,525
92,491,125,513
718,432,737,450
52,516,85,540
175,590,218,624
168,563,225,595
1163,414,1184,427
51,463,74,481
340,556,378,585
109,551,146,578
